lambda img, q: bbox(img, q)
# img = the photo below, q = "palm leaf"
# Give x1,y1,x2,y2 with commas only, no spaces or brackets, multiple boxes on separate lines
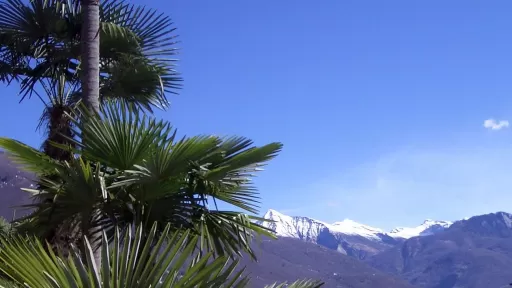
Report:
191,211,275,260
0,0,181,109
100,0,179,57
0,138,60,174
99,55,172,111
0,218,12,239
74,103,281,258
0,222,251,287
1,101,283,261
71,101,175,170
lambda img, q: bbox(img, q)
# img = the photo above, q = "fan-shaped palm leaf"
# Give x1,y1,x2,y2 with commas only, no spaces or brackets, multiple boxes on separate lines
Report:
0,222,251,287
0,222,323,287
0,138,60,175
0,0,181,110
0,101,282,259
72,102,281,257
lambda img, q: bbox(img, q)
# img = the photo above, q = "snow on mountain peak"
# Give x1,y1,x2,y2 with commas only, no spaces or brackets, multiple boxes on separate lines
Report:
387,219,453,239
330,219,384,239
260,209,329,241
261,209,452,241
260,209,385,241
263,209,287,220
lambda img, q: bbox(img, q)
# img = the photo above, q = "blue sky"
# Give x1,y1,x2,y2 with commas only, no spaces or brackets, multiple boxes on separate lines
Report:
2,0,512,230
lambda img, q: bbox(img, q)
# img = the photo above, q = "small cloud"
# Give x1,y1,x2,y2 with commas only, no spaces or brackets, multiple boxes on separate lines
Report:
483,119,509,130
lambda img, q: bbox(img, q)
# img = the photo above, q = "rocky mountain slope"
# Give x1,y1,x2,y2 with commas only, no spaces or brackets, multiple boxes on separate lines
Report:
259,209,512,287
367,212,512,288
241,237,414,288
0,151,33,220
259,209,452,259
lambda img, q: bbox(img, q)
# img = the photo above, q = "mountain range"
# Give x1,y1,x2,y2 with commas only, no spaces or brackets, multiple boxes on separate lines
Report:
258,209,453,260
254,209,512,287
261,209,453,241
2,151,512,287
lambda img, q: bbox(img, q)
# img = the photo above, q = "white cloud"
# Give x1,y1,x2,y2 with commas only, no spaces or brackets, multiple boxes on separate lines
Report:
484,118,509,130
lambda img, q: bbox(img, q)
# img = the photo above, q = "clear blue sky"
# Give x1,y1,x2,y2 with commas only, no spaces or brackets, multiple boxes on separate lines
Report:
2,0,512,230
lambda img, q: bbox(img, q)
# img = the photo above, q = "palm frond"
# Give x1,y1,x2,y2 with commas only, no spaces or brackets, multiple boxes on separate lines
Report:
192,211,275,260
2,101,283,261
0,138,60,174
71,101,175,170
0,222,250,287
0,0,80,98
0,0,181,108
99,0,182,100
0,277,21,288
99,55,175,111
0,217,12,238
73,103,280,256
100,0,179,57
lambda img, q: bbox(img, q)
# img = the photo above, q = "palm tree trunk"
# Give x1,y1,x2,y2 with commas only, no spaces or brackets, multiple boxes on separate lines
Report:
80,0,101,267
81,0,100,113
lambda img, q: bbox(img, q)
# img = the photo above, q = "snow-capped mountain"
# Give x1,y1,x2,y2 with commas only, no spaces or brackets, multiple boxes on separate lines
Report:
261,209,328,241
261,209,452,241
259,209,453,259
387,219,452,238
262,209,389,241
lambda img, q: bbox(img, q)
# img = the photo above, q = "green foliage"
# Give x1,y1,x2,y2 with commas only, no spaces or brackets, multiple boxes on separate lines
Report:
0,222,323,287
0,218,10,238
0,102,282,259
0,222,250,287
0,0,181,111
0,1,324,286
0,278,20,288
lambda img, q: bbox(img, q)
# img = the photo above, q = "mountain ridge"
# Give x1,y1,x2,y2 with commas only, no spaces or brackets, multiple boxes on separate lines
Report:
259,209,512,287
261,208,453,241
258,209,456,260
366,211,512,287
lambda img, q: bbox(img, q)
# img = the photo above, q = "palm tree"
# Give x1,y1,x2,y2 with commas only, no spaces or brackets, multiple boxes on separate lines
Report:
0,102,282,259
0,1,182,246
0,2,322,285
36,76,80,161
0,0,180,100
0,0,181,156
0,222,324,287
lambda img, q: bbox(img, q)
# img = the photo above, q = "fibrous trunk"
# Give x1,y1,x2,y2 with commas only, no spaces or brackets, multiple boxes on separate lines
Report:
80,0,101,113
80,0,102,266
